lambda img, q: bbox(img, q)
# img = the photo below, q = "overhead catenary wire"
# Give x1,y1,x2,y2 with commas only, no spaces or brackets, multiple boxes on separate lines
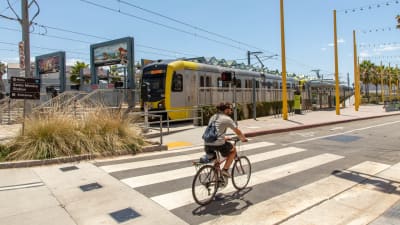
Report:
1,0,335,75
80,0,247,52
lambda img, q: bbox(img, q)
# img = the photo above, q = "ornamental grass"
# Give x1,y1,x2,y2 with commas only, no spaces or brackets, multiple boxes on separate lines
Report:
2,107,145,161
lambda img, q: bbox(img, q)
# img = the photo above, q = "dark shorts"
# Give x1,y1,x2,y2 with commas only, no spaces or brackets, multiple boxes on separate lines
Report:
205,142,233,158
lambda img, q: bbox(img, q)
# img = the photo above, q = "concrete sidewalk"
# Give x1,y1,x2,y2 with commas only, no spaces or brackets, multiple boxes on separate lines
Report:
1,103,400,225
153,104,400,149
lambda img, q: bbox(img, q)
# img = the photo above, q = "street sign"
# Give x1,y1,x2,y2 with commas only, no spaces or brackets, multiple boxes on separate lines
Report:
10,76,41,100
10,92,40,100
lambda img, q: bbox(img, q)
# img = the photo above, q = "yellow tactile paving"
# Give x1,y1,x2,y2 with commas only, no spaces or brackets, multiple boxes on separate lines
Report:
166,141,193,149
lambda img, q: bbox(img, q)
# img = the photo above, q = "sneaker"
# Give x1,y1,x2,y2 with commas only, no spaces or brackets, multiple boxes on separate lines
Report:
221,169,231,178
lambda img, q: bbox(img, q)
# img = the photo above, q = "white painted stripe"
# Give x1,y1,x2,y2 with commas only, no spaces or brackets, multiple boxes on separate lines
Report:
100,142,275,173
0,182,44,191
122,147,306,188
291,120,400,145
151,153,344,210
94,145,205,163
201,161,390,225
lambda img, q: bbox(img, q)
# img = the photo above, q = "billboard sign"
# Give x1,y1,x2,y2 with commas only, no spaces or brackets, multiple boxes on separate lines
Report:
37,56,60,75
93,42,128,66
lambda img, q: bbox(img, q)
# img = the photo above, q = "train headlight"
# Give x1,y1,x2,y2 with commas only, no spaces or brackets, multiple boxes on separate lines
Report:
158,100,165,109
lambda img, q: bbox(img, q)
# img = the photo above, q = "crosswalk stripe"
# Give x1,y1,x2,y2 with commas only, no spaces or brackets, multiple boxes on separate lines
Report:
121,147,307,188
100,142,275,173
151,153,344,210
201,161,391,225
94,145,205,163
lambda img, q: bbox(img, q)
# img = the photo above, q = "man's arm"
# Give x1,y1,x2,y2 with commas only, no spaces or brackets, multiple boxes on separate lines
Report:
232,127,247,142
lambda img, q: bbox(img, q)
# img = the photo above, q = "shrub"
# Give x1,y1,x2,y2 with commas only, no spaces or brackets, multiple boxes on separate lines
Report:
4,107,146,161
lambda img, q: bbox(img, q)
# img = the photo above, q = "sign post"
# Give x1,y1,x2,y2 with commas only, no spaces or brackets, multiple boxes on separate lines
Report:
10,77,40,100
10,76,40,134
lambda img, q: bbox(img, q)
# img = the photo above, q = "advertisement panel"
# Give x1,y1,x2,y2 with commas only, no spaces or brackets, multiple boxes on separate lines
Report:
93,42,128,66
38,56,60,75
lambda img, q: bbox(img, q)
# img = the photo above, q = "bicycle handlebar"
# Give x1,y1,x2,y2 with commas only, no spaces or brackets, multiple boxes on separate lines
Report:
228,136,248,143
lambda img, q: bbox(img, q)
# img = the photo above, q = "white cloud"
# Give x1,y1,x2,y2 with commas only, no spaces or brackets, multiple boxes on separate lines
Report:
359,51,371,57
66,58,89,66
321,47,327,51
328,38,345,47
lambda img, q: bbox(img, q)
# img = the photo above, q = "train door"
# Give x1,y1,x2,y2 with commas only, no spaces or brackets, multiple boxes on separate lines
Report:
185,70,196,108
170,70,196,107
170,71,184,108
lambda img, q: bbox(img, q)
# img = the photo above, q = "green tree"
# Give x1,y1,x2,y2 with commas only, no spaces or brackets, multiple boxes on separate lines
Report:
70,61,88,84
359,60,376,102
0,62,6,98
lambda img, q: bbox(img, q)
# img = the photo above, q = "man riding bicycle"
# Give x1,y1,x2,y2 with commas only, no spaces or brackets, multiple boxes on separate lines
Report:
203,102,247,178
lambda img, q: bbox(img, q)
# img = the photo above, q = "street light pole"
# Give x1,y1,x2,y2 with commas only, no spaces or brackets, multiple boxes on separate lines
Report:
247,51,262,120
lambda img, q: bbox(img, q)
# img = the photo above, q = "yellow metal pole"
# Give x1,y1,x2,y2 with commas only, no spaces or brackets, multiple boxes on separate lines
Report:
389,63,392,101
357,58,361,110
280,0,288,120
353,30,359,111
333,10,340,115
380,61,384,103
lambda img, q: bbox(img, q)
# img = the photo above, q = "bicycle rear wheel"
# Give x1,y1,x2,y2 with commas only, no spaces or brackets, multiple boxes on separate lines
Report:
192,165,218,205
231,156,251,190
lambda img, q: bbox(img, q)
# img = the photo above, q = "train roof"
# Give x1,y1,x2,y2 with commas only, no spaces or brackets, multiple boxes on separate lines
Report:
143,59,297,81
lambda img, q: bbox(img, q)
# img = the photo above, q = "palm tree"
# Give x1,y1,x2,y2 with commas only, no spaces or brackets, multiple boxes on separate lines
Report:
70,61,88,85
359,60,375,102
392,67,399,99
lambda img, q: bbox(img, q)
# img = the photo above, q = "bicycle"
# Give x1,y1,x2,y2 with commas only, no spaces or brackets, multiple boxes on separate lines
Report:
191,137,252,206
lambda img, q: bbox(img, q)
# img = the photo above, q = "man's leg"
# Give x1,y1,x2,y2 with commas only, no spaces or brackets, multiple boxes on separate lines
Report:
223,147,236,170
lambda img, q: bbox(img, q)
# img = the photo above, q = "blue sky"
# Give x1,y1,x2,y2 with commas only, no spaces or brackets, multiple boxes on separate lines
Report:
1,0,399,85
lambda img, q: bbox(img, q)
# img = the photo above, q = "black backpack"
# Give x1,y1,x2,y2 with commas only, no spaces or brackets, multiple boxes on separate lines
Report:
202,114,220,143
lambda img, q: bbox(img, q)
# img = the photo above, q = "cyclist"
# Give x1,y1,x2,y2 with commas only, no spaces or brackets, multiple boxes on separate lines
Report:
203,102,247,177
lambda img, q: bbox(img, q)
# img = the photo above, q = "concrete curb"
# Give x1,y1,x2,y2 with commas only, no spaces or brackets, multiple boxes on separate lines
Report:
0,144,168,169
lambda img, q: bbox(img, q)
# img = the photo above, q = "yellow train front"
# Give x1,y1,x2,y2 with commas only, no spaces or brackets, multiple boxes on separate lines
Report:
141,60,201,121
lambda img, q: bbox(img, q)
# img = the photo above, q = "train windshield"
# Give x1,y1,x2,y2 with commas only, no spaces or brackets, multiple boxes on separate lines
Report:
142,68,166,101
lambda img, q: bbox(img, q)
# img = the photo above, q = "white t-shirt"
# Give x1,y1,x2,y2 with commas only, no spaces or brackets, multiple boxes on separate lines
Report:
204,113,237,146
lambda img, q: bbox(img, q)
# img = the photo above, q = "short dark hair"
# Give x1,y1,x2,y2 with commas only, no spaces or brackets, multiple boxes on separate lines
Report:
216,102,232,111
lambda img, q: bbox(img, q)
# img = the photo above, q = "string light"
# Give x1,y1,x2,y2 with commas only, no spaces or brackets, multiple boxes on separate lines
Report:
358,42,400,48
338,0,398,14
358,26,396,34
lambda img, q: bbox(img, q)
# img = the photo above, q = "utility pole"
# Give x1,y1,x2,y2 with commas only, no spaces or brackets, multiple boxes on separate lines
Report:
0,0,39,133
0,0,40,78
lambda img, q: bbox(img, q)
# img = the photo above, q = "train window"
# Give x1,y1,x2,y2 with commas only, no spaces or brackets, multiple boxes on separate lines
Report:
273,81,278,89
235,79,241,88
246,80,252,88
200,76,204,87
206,76,211,87
172,73,183,92
217,78,222,87
256,81,260,88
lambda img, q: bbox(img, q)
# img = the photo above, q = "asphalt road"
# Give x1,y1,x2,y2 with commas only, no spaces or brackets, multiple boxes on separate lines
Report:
95,115,400,224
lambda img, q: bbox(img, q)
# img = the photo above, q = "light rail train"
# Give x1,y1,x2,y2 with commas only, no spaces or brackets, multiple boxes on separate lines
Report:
141,59,348,120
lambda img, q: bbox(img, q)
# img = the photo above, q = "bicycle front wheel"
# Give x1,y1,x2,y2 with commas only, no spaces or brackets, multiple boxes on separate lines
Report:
231,156,251,190
192,165,218,205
